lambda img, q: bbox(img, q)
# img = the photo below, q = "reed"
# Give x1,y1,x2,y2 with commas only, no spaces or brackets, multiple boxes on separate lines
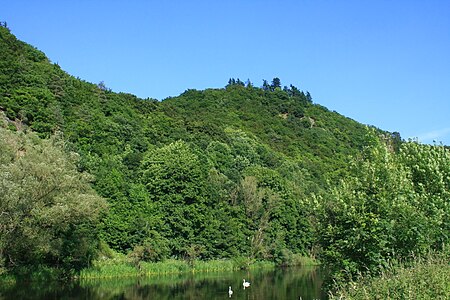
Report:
329,250,450,299
79,261,139,279
79,247,315,280
80,258,258,280
186,259,236,273
287,254,319,267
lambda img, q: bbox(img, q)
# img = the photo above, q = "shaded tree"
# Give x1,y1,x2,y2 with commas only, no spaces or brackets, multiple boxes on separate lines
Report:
262,79,270,91
271,77,281,91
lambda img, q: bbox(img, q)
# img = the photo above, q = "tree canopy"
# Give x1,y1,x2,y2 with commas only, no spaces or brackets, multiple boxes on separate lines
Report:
0,126,107,275
0,25,448,281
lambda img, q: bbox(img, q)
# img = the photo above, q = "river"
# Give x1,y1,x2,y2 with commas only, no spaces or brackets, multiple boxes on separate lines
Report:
1,266,328,299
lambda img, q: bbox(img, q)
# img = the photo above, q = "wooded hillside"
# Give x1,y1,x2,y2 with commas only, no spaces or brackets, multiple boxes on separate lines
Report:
1,24,447,281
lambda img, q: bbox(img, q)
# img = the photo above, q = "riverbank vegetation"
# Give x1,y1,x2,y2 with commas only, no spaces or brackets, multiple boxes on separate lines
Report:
315,137,450,282
1,24,449,298
79,255,272,280
329,250,450,299
0,126,107,280
78,244,317,280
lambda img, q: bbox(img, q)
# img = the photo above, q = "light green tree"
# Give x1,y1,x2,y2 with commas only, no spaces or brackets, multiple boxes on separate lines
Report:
0,127,107,274
239,176,279,260
315,132,449,281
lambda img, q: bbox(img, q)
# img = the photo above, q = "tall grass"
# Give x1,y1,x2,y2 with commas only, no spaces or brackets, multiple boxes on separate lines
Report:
80,259,277,280
286,253,319,267
79,252,283,280
1,251,316,282
329,250,450,299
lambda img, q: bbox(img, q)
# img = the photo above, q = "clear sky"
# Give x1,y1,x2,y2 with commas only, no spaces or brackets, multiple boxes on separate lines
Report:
2,0,450,145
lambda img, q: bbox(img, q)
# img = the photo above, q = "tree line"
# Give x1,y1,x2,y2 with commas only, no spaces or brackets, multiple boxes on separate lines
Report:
0,25,448,283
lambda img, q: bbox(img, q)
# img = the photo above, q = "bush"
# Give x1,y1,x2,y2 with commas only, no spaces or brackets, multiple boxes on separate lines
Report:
315,133,450,281
232,256,254,270
329,250,450,299
0,128,107,274
128,234,170,265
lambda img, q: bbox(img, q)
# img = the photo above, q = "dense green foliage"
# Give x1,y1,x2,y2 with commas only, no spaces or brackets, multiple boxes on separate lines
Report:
0,23,448,291
315,133,450,281
329,250,450,299
0,126,106,276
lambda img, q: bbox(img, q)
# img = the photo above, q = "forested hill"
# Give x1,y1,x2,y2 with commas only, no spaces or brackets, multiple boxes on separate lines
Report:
2,23,428,272
0,24,399,177
162,86,393,184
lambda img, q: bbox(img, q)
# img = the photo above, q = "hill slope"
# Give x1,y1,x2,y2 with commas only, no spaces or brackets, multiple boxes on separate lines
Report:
0,24,400,260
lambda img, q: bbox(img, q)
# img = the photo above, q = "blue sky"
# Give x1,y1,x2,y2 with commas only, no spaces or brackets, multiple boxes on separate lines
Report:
2,0,450,145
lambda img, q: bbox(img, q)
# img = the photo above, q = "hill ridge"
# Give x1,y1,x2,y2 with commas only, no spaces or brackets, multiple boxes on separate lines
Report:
0,24,399,258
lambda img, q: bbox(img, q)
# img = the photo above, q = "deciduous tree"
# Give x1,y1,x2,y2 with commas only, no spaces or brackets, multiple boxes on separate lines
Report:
0,128,107,274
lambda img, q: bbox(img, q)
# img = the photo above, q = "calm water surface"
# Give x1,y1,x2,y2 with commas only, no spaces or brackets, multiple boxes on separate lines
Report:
1,266,327,300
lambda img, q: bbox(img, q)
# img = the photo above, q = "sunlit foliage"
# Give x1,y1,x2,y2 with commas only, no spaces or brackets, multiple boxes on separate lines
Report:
1,24,448,285
0,127,107,275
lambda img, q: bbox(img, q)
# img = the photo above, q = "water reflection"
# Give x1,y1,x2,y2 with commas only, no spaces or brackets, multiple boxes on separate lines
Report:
0,266,327,300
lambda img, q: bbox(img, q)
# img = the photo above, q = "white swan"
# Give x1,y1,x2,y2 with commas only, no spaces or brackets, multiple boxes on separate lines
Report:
243,279,250,288
228,286,233,297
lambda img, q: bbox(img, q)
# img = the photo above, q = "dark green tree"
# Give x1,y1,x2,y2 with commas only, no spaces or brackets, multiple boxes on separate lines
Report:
271,77,281,90
141,141,209,256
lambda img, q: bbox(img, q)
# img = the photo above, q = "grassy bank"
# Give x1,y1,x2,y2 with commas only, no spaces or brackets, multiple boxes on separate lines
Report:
329,251,450,299
0,249,317,282
80,257,244,279
79,252,317,280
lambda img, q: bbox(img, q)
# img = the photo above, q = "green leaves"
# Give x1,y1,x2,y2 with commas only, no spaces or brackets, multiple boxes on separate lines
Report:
3,24,448,279
142,141,207,203
316,134,450,281
140,141,209,256
0,127,107,273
